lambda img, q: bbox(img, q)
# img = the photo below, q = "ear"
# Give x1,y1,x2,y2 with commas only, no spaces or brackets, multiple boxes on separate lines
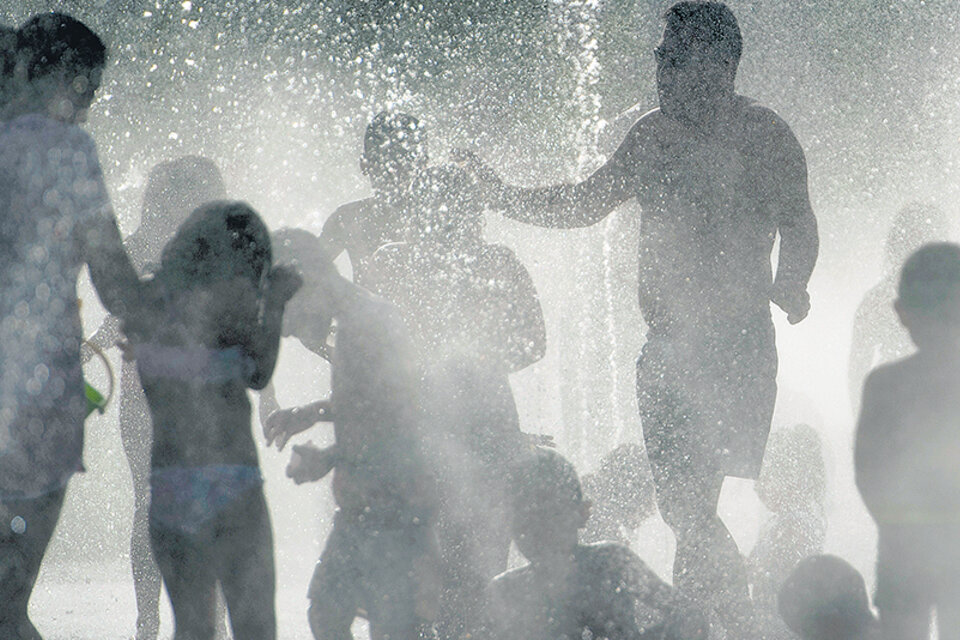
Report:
577,500,592,529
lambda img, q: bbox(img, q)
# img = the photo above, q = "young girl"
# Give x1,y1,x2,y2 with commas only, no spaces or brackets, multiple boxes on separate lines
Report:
128,201,299,640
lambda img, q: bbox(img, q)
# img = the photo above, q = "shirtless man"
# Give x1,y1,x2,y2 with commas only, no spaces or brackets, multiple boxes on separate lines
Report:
318,111,427,286
461,2,818,636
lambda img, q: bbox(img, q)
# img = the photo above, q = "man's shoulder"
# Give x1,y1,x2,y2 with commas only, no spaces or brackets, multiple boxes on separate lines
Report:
576,541,659,586
489,563,537,603
329,197,377,227
1,115,96,156
735,98,800,142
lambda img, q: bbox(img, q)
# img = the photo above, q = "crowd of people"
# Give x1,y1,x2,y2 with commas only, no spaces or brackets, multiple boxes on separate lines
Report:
0,3,957,640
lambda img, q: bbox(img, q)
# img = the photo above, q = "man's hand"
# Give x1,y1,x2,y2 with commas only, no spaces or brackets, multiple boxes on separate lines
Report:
264,401,331,450
450,149,504,193
287,442,339,484
771,284,810,324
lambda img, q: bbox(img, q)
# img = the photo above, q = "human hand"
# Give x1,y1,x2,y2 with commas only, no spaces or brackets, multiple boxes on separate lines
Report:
287,442,339,484
265,402,329,450
771,284,810,324
450,149,503,190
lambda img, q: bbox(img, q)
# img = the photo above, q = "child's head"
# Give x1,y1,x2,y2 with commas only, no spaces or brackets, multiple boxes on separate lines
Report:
778,555,875,640
509,447,590,564
894,242,960,351
271,227,338,339
141,156,227,238
406,164,485,249
15,13,106,122
158,201,271,295
361,111,427,199
756,424,826,515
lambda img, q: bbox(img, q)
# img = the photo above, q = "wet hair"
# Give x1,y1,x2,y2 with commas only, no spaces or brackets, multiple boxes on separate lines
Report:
17,12,106,80
363,111,427,163
158,201,271,291
897,242,960,316
663,1,742,66
272,227,336,279
778,555,874,640
510,447,583,518
408,164,485,244
884,202,950,272
141,156,227,236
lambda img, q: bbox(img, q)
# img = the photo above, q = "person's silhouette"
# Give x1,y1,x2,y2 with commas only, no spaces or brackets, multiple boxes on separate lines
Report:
0,14,142,639
855,243,960,640
848,202,949,413
457,2,818,635
83,156,228,640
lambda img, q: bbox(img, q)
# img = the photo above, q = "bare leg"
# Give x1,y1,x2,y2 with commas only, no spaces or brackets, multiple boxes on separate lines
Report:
0,487,67,640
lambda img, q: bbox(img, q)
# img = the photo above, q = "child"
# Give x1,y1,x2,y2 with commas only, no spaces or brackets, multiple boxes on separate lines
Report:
263,237,440,640
83,155,228,640
319,111,427,285
487,447,707,640
580,442,657,546
0,14,142,639
855,242,960,640
128,201,299,640
750,423,827,639
777,555,879,640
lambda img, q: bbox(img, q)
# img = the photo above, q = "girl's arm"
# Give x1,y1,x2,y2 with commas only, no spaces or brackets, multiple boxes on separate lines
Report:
245,265,302,390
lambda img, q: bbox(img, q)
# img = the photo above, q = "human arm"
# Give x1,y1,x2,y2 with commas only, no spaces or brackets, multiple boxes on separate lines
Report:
483,246,547,372
455,125,642,229
239,265,302,390
853,369,896,520
264,399,333,450
287,441,340,484
768,120,819,324
317,206,348,262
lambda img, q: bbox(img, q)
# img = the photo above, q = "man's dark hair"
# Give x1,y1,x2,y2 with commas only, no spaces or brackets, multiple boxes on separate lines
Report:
897,242,960,315
17,12,106,80
510,447,583,517
778,555,874,640
363,110,426,161
663,1,742,65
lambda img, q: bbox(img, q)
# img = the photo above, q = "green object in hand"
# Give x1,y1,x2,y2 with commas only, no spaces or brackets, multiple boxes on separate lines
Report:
84,381,107,418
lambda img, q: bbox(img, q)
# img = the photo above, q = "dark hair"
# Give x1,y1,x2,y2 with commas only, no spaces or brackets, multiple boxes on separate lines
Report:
141,156,227,236
158,201,271,291
510,447,583,516
363,110,427,161
17,12,106,80
663,1,742,65
778,555,873,639
897,242,960,315
272,227,336,279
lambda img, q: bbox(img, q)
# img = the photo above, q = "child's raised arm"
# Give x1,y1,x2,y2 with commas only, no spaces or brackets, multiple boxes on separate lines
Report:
244,265,301,390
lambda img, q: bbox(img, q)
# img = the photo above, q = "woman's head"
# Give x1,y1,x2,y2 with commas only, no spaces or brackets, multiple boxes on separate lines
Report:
158,201,271,293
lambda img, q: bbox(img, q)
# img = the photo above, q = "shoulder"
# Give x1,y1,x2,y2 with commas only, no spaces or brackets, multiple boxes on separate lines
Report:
489,563,537,600
3,115,97,157
324,198,375,231
576,542,661,588
737,99,804,153
863,356,915,397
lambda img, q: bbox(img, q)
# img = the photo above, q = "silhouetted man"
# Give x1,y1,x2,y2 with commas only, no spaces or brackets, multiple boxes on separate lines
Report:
460,2,818,636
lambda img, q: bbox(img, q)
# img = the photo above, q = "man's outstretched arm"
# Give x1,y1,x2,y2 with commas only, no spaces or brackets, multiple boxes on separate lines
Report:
769,121,819,324
459,126,642,229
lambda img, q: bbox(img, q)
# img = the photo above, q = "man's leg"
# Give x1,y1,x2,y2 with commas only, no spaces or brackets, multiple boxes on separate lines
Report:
0,486,67,640
308,514,359,640
638,363,755,639
150,520,218,640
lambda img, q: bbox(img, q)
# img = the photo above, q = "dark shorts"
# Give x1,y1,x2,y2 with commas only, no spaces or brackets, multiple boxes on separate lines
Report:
309,510,441,627
875,523,960,612
637,319,777,481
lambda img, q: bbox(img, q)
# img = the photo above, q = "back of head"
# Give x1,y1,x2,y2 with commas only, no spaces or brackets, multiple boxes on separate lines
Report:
778,555,874,640
141,156,227,237
364,110,427,165
897,242,960,321
158,201,271,292
885,203,950,273
17,12,105,80
663,1,742,67
511,447,583,518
